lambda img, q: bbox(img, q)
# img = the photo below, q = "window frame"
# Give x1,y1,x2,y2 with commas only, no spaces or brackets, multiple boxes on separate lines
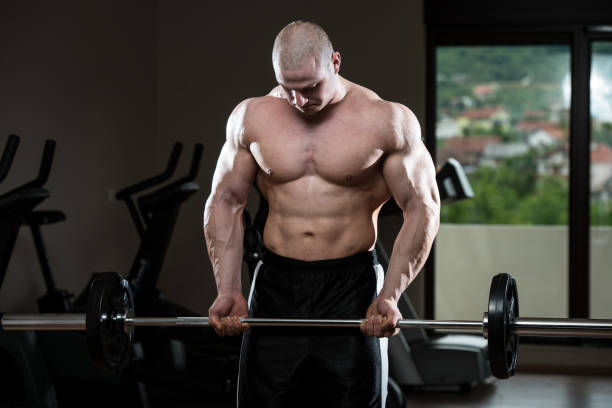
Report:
425,22,612,323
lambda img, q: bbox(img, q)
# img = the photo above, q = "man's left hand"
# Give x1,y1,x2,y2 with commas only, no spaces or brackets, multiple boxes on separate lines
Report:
360,296,403,338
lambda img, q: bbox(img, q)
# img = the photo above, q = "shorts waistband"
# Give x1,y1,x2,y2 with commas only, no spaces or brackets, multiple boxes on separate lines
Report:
261,246,379,271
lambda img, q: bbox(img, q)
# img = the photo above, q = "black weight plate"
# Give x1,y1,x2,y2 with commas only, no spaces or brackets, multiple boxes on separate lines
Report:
488,273,519,379
86,272,134,372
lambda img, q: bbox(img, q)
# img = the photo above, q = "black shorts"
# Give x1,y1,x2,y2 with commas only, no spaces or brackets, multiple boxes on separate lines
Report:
237,248,388,408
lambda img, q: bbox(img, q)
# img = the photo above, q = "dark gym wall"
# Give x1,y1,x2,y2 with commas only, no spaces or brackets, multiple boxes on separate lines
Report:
156,0,427,314
0,1,157,311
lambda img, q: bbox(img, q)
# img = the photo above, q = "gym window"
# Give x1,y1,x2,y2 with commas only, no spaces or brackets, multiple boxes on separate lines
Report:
434,45,571,320
425,1,612,324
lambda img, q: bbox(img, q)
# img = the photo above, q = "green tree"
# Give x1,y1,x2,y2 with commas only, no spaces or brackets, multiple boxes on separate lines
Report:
441,154,570,226
512,177,569,225
591,200,612,226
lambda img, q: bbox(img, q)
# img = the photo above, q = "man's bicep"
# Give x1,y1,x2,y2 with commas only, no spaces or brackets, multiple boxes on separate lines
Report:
210,141,258,206
382,141,439,213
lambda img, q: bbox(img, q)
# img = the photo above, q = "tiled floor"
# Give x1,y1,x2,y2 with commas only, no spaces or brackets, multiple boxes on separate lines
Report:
402,373,612,407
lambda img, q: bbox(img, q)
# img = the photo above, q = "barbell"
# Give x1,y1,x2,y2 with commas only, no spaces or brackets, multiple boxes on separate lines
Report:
1,272,612,379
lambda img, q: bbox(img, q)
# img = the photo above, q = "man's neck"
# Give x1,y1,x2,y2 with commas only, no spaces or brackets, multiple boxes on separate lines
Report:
328,75,349,106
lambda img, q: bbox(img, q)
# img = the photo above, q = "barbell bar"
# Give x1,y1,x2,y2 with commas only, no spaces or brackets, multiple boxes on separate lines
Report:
4,315,612,338
1,272,612,379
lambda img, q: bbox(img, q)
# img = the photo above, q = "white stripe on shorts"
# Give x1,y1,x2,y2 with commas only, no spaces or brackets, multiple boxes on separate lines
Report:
374,263,389,408
237,260,263,407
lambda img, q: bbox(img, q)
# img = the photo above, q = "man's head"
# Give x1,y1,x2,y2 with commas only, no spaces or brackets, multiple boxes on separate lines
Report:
272,21,342,115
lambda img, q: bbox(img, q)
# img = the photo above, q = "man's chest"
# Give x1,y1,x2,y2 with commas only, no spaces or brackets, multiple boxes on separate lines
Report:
249,119,386,185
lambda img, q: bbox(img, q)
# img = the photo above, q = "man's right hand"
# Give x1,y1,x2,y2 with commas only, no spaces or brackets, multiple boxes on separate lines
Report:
208,292,249,336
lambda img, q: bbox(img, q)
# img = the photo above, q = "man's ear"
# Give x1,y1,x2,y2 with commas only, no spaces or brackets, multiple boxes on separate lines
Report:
332,51,341,74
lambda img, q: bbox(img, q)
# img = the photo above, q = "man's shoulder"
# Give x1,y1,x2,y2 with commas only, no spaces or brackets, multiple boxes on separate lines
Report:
231,95,284,118
383,101,421,152
347,86,420,151
228,96,284,137
387,101,419,130
348,83,416,123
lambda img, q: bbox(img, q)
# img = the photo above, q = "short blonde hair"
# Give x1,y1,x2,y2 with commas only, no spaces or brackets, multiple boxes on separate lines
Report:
272,21,334,72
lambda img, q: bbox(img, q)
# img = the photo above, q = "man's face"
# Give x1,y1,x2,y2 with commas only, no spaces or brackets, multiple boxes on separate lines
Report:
275,57,335,115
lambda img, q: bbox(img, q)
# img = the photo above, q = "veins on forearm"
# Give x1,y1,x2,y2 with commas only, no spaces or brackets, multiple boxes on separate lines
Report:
384,202,439,298
204,195,245,292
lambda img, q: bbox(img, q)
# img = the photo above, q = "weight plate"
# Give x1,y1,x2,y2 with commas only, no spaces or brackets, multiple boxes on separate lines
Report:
86,272,134,372
488,273,519,379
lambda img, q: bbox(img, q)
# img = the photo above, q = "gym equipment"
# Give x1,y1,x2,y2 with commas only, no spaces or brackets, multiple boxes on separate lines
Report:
0,135,60,408
0,136,148,408
0,134,19,184
435,158,474,203
2,272,612,380
115,142,203,297
86,272,134,373
23,210,74,313
1,137,55,293
24,142,205,315
7,140,236,406
487,273,519,379
104,142,239,405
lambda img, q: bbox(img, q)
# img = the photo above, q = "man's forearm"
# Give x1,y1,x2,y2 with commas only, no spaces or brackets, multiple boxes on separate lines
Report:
379,203,439,303
204,195,245,294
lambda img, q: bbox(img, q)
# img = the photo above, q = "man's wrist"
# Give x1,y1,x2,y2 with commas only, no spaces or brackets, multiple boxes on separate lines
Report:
218,288,243,296
377,288,400,304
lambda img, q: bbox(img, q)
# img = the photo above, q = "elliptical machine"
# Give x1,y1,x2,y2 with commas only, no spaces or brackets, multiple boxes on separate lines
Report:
105,142,240,405
23,141,240,406
0,135,147,408
0,135,62,408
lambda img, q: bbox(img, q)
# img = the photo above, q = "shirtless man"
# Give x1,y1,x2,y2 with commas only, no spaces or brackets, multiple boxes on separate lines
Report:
204,21,440,407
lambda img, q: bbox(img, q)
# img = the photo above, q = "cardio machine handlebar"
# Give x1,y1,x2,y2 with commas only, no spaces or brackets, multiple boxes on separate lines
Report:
0,135,20,184
115,142,183,200
1,139,56,197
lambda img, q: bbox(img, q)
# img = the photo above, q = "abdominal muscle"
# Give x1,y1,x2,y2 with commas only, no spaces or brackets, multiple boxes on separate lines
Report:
260,174,387,261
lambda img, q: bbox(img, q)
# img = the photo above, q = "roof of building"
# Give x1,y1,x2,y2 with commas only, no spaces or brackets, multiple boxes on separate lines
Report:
437,136,501,165
516,121,566,140
473,84,497,98
458,106,507,120
592,143,612,163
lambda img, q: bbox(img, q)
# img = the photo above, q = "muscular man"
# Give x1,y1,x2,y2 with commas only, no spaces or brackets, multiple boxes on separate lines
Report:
204,21,439,407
